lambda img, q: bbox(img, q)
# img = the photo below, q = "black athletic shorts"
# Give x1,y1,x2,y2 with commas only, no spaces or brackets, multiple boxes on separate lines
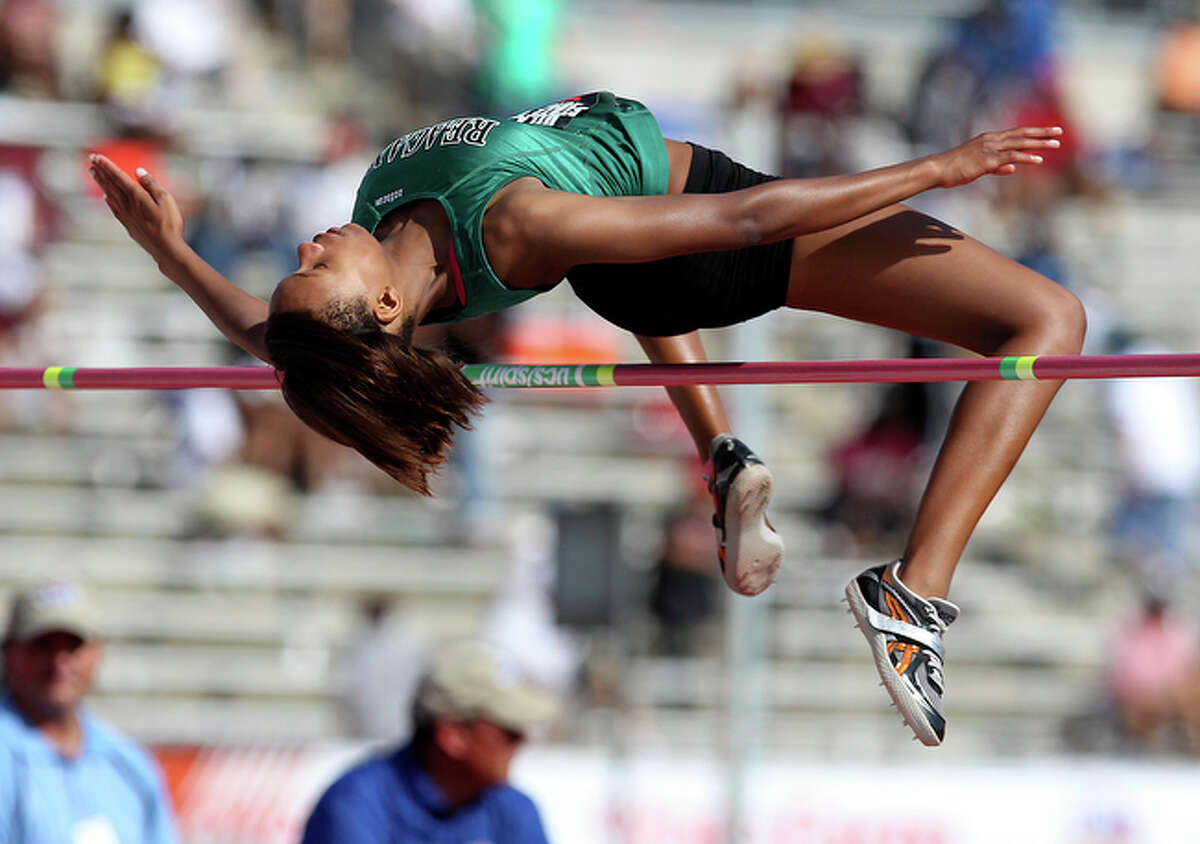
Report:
566,143,793,336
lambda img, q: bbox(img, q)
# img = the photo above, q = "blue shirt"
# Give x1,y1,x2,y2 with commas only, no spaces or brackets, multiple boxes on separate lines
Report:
0,693,177,844
302,743,551,844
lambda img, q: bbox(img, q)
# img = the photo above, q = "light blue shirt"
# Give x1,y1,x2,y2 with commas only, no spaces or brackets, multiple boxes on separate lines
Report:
0,693,177,844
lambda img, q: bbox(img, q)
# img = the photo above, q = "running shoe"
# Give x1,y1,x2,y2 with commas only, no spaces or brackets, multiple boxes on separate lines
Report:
844,560,960,746
706,433,784,596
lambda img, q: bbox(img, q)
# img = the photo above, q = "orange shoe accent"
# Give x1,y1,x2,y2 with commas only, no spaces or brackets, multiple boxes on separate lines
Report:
883,591,911,624
887,641,919,674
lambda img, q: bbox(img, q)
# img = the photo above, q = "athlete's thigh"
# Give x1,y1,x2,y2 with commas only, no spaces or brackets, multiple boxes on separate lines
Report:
783,204,1075,354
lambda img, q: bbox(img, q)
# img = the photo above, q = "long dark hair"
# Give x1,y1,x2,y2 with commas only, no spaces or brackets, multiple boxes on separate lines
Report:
265,308,487,496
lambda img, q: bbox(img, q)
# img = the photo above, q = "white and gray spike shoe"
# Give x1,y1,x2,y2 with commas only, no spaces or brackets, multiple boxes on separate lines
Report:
845,560,959,746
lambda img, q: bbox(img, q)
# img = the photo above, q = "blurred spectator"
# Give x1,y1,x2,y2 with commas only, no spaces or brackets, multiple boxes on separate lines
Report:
778,38,864,177
366,0,477,116
0,582,178,843
907,49,982,154
816,342,933,554
472,0,562,113
0,0,58,97
95,8,169,134
160,388,244,488
908,0,1061,152
1154,7,1200,163
185,386,374,539
414,313,506,542
0,154,46,353
0,145,62,431
133,0,233,104
302,640,555,844
1105,595,1200,754
482,510,585,696
1157,10,1200,116
188,157,293,281
305,0,351,61
338,595,430,741
647,490,721,657
1004,75,1090,206
284,114,374,255
1103,329,1200,595
951,0,1059,93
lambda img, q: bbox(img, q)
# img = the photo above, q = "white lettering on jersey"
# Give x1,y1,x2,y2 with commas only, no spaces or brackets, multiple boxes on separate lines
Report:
372,118,501,169
511,100,591,127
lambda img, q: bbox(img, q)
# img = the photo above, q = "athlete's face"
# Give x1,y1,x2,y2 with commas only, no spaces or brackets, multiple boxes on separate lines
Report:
270,223,391,317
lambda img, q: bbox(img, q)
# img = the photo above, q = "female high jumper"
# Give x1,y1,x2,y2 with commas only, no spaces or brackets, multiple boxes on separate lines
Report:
89,91,1084,746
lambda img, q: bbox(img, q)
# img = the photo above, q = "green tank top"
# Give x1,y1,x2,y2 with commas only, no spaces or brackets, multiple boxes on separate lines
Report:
351,92,670,324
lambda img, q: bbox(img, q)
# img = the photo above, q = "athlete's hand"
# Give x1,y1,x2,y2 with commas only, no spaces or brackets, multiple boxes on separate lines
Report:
931,127,1063,189
88,154,185,264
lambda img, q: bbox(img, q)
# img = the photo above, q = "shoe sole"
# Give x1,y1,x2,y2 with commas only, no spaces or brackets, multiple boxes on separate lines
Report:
721,463,783,596
844,580,942,746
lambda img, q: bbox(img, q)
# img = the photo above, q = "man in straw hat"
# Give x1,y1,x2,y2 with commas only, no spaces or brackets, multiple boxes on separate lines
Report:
0,581,177,843
303,639,556,843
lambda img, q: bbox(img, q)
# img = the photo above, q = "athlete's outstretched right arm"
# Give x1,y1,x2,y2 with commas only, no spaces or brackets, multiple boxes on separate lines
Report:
88,154,271,363
506,126,1064,280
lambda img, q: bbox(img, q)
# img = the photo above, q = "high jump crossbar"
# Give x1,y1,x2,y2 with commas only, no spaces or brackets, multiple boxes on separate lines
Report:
3,354,1200,390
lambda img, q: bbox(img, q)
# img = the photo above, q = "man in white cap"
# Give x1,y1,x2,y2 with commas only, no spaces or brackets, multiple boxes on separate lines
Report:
0,581,177,844
303,639,556,843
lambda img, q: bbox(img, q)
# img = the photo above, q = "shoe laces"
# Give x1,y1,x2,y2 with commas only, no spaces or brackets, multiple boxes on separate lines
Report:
927,657,945,692
917,601,949,690
919,602,947,634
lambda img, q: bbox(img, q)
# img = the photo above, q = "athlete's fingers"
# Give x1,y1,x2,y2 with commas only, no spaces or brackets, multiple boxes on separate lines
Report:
91,168,129,214
998,127,1062,150
1008,137,1061,150
136,167,170,205
1007,125,1063,138
89,158,132,208
89,154,146,202
1006,151,1045,165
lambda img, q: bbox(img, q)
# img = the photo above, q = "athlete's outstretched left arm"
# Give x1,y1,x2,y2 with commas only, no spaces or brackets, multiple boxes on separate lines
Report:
635,331,730,463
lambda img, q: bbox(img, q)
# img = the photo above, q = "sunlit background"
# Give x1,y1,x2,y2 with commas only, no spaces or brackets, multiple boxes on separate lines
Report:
3,0,1200,840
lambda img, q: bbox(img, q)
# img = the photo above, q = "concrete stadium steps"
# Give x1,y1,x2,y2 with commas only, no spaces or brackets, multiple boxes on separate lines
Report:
99,643,337,698
771,607,1106,670
0,484,195,537
41,241,171,290
0,433,172,486
74,588,360,646
769,551,1115,616
622,657,1097,757
87,695,341,745
625,656,1096,720
3,394,172,437
0,477,461,544
0,95,325,161
0,535,510,597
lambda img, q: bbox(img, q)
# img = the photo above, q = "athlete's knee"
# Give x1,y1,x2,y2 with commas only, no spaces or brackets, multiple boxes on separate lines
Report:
984,277,1085,356
1033,282,1087,355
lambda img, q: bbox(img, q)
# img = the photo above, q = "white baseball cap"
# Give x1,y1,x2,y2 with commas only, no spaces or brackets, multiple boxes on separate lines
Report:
412,641,558,734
